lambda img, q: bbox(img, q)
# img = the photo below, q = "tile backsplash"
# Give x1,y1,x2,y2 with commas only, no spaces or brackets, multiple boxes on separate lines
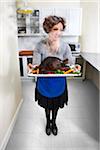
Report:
18,36,79,51
18,36,42,50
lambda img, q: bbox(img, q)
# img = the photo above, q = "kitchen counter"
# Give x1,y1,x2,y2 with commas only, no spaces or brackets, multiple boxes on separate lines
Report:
80,52,100,89
80,52,100,71
19,50,33,56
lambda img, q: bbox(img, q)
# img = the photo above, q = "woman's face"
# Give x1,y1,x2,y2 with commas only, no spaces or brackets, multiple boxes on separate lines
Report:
48,22,63,42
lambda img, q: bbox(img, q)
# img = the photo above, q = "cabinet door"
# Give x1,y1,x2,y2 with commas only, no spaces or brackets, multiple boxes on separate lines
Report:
55,8,82,36
68,8,82,36
40,8,55,34
54,8,70,35
54,8,66,18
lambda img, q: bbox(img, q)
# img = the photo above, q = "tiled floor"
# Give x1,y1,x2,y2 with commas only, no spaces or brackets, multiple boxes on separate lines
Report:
5,79,99,150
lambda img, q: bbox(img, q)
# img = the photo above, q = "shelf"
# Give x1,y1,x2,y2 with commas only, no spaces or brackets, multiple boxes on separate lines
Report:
18,33,43,36
30,16,39,19
17,33,80,37
17,17,26,19
18,26,26,27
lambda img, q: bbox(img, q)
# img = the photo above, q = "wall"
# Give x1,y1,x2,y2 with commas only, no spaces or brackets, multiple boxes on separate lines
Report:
16,0,80,8
98,1,100,53
80,1,100,89
0,1,22,149
80,1,99,53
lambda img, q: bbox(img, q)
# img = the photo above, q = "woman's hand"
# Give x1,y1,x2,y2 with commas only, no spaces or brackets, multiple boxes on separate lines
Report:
70,64,81,73
75,64,81,71
27,63,32,73
27,63,38,73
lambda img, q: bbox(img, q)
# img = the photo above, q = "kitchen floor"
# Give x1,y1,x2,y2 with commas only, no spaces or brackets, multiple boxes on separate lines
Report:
5,79,99,150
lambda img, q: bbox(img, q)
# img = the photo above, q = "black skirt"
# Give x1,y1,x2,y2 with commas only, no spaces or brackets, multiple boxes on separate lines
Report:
35,85,68,110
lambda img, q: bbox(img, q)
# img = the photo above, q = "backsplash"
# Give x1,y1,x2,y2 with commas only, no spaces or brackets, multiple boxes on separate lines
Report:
18,36,79,50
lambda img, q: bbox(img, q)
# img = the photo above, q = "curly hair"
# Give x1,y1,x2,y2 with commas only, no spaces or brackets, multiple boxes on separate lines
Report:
43,16,66,33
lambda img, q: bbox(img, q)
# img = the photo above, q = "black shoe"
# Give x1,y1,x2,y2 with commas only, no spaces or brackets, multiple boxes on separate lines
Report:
45,124,51,136
52,123,58,136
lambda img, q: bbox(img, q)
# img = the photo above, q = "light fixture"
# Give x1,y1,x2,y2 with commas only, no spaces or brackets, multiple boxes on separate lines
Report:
17,8,33,14
16,1,33,14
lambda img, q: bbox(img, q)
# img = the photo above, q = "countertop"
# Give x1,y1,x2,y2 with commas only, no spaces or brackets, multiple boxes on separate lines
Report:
80,52,100,71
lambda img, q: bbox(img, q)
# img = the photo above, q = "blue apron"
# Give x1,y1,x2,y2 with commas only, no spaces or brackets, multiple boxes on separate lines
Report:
37,77,66,98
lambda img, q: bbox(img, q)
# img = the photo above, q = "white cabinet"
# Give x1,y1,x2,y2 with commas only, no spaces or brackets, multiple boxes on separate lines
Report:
68,8,82,35
40,8,82,36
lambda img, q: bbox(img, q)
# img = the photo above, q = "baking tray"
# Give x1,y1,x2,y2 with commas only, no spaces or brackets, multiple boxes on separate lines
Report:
27,73,81,77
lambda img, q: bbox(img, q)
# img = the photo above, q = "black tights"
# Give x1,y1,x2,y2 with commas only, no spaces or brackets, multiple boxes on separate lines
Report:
45,108,58,126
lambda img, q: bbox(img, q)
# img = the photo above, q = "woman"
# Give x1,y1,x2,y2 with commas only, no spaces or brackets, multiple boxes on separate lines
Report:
32,16,74,136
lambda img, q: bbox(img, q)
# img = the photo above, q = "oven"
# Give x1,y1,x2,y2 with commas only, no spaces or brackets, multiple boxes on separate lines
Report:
68,43,80,54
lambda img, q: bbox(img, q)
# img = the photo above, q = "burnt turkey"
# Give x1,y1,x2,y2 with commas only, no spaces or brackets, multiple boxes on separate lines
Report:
38,56,69,74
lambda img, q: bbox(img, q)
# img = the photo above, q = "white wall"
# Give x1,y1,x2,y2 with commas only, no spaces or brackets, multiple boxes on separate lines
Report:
98,2,100,53
80,1,99,53
79,1,100,89
16,0,80,8
29,1,80,8
0,1,22,149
